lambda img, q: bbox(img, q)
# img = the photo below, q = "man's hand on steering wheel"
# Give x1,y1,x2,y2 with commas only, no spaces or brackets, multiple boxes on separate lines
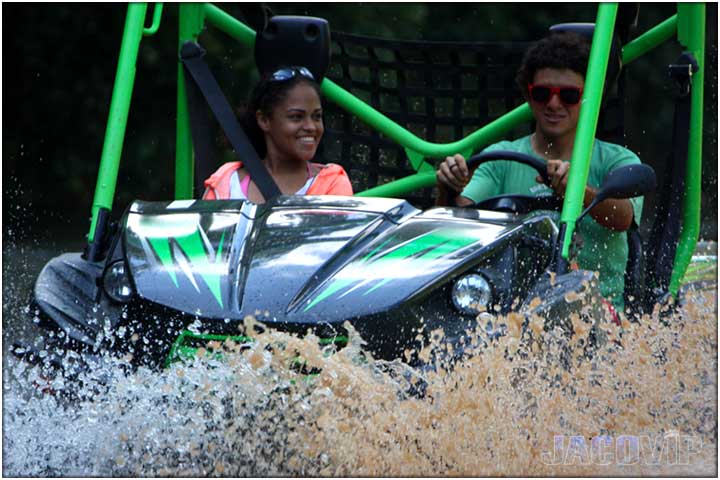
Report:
436,150,560,210
436,154,474,206
541,159,571,197
437,154,470,192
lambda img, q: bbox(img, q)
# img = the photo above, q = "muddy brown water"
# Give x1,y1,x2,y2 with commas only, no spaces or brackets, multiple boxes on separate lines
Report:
2,236,717,477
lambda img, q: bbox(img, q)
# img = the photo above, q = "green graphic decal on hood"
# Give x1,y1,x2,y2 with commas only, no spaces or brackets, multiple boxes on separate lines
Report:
148,236,178,288
303,227,482,312
147,228,227,308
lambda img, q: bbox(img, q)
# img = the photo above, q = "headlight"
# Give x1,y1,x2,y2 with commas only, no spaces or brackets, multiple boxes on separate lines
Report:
451,273,492,315
103,261,135,303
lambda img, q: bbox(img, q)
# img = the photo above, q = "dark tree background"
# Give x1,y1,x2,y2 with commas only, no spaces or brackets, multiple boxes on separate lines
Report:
3,3,717,247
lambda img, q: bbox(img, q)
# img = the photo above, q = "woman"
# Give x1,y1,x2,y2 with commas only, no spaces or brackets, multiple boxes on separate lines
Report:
203,66,353,202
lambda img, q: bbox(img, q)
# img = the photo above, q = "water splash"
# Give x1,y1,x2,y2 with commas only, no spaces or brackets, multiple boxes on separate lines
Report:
3,282,716,477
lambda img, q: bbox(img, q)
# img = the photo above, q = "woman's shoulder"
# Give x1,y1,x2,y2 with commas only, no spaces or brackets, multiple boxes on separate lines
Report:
205,161,244,187
308,162,353,195
207,161,244,180
203,161,245,200
311,162,349,176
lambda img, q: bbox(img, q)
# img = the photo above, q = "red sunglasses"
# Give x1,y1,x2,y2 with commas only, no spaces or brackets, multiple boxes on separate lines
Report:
528,84,583,106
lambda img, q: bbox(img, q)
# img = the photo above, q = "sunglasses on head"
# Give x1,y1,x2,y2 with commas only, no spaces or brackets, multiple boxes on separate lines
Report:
269,66,315,83
528,84,583,106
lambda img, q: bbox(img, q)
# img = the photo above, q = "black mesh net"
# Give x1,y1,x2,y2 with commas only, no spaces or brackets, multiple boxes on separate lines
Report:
320,33,531,207
319,31,625,208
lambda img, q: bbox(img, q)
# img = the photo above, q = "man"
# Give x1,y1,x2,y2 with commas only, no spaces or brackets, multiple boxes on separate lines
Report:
435,32,643,312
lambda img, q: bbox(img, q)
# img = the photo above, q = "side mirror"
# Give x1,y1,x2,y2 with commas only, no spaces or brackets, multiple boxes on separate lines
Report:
578,164,656,223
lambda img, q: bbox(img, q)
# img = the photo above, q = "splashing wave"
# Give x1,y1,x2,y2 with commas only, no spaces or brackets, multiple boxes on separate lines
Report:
3,280,716,477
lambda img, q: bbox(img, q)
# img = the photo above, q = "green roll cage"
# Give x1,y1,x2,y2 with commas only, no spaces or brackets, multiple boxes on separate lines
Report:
87,2,706,299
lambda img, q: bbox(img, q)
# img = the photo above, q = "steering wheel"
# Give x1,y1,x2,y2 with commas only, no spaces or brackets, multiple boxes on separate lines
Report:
456,150,563,214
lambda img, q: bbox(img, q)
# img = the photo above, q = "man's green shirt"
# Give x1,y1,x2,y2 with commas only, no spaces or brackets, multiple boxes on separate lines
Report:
461,135,643,311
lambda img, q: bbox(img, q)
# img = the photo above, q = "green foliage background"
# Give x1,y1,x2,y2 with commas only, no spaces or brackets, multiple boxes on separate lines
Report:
2,3,717,241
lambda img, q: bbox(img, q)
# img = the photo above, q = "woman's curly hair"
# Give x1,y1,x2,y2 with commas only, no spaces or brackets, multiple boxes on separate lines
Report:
515,32,591,100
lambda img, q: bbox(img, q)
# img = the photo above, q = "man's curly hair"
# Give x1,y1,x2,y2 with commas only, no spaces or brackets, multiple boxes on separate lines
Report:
515,32,591,100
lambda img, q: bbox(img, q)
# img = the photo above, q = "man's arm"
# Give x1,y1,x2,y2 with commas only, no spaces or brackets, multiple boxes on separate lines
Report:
436,184,475,207
543,159,634,231
582,186,634,231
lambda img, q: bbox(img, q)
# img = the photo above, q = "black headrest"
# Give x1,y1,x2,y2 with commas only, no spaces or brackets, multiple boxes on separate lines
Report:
254,16,331,84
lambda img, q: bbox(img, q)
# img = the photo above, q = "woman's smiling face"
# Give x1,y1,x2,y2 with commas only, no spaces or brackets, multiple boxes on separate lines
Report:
257,81,324,163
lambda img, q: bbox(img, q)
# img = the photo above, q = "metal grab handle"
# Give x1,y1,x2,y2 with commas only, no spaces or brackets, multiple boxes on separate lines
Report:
143,3,164,36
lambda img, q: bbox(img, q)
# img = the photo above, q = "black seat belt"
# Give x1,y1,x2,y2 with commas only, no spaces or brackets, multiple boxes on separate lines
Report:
181,55,215,198
180,41,281,201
